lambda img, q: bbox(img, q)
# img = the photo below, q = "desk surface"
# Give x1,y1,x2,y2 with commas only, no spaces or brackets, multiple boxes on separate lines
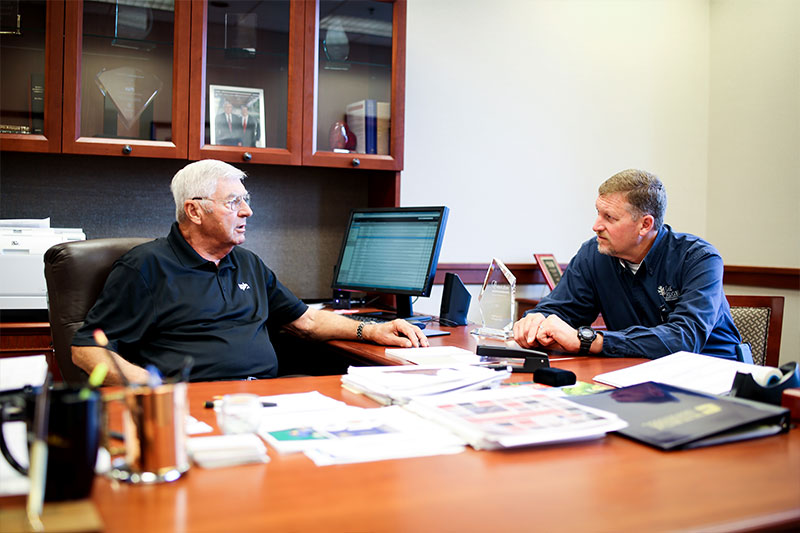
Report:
43,357,800,532
2,335,799,532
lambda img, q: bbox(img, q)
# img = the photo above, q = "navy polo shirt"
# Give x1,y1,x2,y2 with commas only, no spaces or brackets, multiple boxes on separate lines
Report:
530,225,741,360
72,223,308,381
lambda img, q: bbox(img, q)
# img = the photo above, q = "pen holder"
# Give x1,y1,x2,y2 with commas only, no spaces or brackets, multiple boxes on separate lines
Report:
106,382,189,484
730,362,800,406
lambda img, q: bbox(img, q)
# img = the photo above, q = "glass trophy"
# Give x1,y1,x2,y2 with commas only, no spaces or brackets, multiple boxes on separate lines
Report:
95,67,163,130
474,258,516,339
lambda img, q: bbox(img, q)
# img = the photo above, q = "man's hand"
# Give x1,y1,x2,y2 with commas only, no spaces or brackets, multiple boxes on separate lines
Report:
362,319,429,348
534,314,580,352
512,312,547,348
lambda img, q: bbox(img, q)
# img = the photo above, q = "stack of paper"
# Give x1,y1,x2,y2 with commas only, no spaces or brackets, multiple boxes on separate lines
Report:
342,364,510,405
404,385,628,450
187,434,269,469
593,351,785,395
384,346,482,366
257,405,465,466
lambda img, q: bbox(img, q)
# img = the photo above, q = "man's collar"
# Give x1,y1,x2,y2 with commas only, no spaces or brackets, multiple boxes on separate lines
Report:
640,224,670,274
168,222,235,270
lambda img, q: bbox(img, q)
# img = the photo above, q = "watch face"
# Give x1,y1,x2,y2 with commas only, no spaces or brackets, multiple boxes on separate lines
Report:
578,327,594,340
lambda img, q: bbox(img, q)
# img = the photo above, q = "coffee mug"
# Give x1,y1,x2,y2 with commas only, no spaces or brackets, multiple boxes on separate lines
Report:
107,382,190,484
0,385,102,501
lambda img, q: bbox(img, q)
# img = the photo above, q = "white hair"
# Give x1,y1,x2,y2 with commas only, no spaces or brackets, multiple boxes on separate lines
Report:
170,159,246,222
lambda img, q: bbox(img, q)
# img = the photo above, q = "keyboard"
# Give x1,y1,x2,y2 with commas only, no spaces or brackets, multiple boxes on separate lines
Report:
348,313,390,324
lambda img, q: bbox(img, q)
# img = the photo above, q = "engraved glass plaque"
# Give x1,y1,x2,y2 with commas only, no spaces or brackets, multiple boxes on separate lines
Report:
95,67,163,130
474,258,516,339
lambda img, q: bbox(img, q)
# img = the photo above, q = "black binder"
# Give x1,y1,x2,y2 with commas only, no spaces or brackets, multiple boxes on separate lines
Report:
570,381,790,450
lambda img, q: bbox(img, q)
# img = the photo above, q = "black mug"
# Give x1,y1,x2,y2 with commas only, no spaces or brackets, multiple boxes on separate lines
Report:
0,385,102,501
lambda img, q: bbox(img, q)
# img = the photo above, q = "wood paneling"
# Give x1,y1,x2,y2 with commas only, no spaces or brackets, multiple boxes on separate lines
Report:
435,263,800,290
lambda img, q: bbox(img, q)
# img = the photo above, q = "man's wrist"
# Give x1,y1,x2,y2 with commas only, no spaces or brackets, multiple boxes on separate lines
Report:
591,331,603,354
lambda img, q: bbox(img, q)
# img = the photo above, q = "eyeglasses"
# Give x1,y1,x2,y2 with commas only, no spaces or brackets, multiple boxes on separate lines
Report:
192,193,251,211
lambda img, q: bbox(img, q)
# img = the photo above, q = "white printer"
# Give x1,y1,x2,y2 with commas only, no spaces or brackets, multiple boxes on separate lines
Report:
0,223,86,311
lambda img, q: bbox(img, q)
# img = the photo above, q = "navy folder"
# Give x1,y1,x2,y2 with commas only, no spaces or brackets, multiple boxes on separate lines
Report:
570,381,790,450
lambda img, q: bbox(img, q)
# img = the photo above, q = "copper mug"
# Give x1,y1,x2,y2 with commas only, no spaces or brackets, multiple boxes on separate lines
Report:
107,382,189,484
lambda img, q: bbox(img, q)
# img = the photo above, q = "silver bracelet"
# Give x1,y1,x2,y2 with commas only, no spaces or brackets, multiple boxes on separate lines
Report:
356,322,365,340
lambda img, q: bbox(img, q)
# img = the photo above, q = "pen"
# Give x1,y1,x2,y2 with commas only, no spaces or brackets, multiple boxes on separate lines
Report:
203,399,278,409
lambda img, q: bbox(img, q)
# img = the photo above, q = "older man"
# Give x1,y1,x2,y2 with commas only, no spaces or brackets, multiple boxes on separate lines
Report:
72,160,427,384
512,169,741,360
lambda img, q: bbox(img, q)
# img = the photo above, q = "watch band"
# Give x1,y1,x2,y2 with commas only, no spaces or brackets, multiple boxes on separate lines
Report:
578,326,596,355
356,322,366,341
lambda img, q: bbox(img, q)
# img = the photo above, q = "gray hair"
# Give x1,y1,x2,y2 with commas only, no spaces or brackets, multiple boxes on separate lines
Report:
598,169,667,230
170,159,246,223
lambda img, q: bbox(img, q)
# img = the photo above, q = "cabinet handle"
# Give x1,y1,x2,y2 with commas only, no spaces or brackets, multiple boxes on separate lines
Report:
122,145,132,155
242,152,252,161
351,158,360,167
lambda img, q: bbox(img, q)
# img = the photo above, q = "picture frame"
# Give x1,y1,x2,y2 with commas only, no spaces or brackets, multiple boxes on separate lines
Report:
209,84,266,148
534,254,563,290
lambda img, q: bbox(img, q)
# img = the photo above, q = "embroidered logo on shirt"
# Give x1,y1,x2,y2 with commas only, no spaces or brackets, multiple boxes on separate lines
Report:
238,282,251,291
657,285,680,301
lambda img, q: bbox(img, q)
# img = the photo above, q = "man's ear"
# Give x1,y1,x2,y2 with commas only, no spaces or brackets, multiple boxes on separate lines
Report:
184,200,204,225
639,214,655,235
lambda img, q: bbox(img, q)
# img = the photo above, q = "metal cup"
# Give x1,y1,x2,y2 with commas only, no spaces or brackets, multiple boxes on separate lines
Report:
108,382,189,484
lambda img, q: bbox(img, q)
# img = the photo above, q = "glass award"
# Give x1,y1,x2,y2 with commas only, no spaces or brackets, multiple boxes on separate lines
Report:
474,258,516,339
95,67,163,130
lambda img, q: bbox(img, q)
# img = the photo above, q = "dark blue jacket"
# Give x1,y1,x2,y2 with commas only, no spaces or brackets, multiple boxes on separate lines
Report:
531,225,741,360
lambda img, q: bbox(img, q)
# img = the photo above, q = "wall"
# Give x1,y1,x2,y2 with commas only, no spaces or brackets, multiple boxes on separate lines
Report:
403,0,798,364
708,0,800,364
0,152,369,299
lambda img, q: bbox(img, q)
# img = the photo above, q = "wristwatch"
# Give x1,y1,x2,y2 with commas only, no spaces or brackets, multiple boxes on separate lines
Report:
577,326,597,355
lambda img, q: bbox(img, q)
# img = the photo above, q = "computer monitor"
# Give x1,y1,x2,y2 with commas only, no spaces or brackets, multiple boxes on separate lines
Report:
331,206,449,319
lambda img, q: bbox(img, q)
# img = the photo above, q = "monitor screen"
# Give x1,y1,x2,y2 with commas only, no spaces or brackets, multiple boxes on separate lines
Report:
332,206,449,318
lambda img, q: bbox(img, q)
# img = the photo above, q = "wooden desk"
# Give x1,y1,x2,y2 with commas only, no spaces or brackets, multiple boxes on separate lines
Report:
4,357,796,532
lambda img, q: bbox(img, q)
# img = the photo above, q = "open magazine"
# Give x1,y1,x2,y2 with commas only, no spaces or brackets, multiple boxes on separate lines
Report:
403,385,627,450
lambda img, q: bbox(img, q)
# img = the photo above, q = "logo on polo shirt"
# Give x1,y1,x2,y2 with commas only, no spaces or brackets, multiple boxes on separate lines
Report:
657,285,679,301
238,282,251,291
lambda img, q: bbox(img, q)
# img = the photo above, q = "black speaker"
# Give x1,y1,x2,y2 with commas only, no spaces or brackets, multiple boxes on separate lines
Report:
439,273,471,326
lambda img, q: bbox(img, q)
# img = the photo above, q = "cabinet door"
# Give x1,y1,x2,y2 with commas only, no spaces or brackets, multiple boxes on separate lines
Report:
62,0,190,158
302,0,405,171
0,0,63,153
188,0,303,166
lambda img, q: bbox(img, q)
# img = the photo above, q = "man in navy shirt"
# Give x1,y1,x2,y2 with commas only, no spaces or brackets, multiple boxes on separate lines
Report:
71,159,428,384
513,169,741,360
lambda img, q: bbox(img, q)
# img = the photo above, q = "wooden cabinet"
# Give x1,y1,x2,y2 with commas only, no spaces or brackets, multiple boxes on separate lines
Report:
301,0,406,171
0,0,63,153
61,0,191,158
2,0,406,177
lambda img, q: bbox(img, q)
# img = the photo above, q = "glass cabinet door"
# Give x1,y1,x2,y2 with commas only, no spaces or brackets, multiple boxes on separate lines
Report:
62,0,190,158
303,0,405,171
189,0,303,165
0,0,63,153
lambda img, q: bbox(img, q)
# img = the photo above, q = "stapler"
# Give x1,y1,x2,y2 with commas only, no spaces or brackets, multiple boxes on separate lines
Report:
476,345,550,373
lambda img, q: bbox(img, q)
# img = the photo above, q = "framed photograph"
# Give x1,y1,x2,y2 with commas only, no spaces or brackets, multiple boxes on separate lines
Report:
209,84,266,148
534,254,563,290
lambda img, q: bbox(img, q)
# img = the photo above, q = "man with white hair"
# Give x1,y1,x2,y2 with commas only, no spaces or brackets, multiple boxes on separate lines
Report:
72,159,427,383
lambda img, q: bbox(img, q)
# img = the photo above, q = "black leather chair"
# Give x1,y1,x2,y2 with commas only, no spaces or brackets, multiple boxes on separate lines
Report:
43,238,153,384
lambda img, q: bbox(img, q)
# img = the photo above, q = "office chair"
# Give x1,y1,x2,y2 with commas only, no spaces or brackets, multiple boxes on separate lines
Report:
726,295,784,367
43,238,153,384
